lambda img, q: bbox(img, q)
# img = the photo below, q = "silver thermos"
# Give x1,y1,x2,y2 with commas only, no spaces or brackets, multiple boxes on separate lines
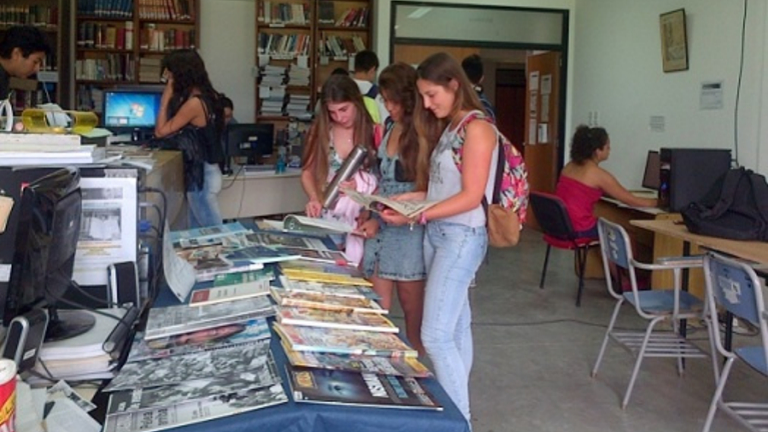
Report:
323,145,368,209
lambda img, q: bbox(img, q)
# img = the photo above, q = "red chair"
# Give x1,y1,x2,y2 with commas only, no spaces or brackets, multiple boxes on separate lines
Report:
530,191,599,306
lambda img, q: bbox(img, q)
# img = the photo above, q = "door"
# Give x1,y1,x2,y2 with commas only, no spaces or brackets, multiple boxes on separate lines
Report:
524,51,562,230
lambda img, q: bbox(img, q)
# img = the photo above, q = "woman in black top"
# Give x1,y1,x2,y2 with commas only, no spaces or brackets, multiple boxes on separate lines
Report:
155,49,225,227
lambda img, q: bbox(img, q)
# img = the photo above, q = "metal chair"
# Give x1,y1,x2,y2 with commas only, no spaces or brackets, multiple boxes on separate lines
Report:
591,217,713,409
529,191,599,306
701,252,768,432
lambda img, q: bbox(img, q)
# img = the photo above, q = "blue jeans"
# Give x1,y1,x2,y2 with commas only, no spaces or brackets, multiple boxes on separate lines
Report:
187,163,223,228
422,221,487,422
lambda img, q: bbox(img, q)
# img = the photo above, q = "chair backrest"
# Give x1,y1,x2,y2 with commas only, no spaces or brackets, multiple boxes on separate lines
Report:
703,252,768,361
597,218,632,270
530,192,575,239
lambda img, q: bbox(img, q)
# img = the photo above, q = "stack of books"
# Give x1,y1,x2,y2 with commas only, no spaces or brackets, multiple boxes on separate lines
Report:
0,133,107,166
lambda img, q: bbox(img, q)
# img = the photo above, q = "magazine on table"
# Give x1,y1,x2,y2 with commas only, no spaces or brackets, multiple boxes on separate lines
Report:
107,352,281,414
188,270,273,307
341,188,437,219
294,248,353,266
102,384,288,432
280,267,373,287
288,366,442,410
126,319,270,363
278,260,366,277
278,307,399,333
274,323,417,357
105,340,273,392
224,245,302,265
282,342,432,377
270,287,387,314
282,214,356,234
144,297,275,341
245,232,329,251
276,276,379,300
170,222,250,246
194,259,264,283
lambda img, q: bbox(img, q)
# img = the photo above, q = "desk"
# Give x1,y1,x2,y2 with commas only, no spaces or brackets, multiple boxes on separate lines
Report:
218,169,306,219
144,150,185,229
152,288,470,432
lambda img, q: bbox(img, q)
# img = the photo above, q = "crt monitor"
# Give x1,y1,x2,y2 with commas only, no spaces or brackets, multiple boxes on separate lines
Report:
226,123,275,167
642,150,661,190
102,89,162,129
4,168,96,342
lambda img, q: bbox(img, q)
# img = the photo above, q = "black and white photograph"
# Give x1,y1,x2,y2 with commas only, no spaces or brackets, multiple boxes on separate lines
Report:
103,384,289,432
79,208,122,241
106,355,281,414
104,340,272,391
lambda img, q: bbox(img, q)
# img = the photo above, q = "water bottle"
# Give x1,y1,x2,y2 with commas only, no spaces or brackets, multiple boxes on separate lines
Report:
323,145,368,209
275,146,287,174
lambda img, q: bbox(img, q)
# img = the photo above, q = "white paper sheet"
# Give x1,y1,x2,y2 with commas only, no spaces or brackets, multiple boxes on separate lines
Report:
45,398,101,432
163,221,196,302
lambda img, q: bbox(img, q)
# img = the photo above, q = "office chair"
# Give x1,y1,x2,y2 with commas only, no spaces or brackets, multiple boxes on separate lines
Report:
701,252,768,432
529,191,599,306
591,218,713,409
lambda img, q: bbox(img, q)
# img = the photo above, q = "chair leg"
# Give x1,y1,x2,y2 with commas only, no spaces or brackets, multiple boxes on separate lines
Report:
539,245,551,289
622,317,663,409
575,246,588,307
701,357,735,432
672,317,684,376
591,298,624,378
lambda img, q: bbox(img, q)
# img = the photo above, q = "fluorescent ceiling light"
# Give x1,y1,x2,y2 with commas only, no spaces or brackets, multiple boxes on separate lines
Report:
407,7,432,19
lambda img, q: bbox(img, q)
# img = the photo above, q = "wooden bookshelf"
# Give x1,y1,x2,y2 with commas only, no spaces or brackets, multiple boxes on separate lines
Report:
74,0,200,113
254,0,372,123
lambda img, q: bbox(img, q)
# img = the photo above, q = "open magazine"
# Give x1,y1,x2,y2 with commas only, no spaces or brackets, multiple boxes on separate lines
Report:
341,188,437,218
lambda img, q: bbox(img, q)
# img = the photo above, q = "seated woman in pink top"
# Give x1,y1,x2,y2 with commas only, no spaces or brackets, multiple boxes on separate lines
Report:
556,125,657,238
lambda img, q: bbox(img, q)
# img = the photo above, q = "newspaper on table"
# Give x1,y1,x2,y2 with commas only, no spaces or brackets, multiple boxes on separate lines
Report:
72,176,138,286
47,380,97,412
162,221,196,302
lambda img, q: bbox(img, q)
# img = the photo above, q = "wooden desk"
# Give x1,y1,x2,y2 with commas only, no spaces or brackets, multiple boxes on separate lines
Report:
218,169,306,219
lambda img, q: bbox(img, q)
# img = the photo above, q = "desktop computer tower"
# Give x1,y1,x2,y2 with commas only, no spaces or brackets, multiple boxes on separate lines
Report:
658,148,732,212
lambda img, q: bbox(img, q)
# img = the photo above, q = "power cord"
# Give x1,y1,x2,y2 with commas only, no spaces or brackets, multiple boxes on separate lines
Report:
733,0,747,166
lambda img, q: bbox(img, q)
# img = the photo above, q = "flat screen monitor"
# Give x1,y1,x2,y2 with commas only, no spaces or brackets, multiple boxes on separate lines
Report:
5,168,95,342
226,123,275,166
102,90,162,129
642,150,661,190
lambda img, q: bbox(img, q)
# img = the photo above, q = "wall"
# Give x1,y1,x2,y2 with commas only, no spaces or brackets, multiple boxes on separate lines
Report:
199,0,256,122
571,0,768,187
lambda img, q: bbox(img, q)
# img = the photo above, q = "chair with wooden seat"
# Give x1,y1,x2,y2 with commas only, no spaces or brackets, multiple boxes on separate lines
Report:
530,191,599,306
701,252,768,432
591,217,713,409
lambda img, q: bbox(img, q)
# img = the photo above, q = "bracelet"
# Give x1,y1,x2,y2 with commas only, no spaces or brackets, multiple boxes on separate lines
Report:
418,212,428,225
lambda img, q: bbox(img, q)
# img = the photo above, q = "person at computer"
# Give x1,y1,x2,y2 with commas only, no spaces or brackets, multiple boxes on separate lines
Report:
0,26,50,101
359,62,431,357
301,74,377,264
557,125,658,239
221,95,237,125
154,49,225,228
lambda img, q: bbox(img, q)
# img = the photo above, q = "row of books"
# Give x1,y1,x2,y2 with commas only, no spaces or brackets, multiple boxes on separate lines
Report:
258,33,311,59
139,26,197,52
0,5,58,28
76,55,136,82
138,0,194,21
319,34,367,59
76,85,104,112
77,22,132,50
258,1,310,25
328,6,370,28
77,0,134,19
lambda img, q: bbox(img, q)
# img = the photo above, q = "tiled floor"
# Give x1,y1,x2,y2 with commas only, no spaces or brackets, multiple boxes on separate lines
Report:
390,229,764,432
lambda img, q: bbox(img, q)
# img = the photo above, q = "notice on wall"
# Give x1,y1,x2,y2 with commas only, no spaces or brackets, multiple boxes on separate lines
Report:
700,81,724,110
541,74,552,95
528,119,538,145
538,123,549,144
541,96,550,123
529,71,540,91
529,90,538,118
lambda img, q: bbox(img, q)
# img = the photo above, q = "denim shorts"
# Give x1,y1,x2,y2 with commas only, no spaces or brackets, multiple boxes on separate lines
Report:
362,222,426,281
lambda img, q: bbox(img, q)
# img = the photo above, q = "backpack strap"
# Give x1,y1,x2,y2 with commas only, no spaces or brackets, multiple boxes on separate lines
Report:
365,84,379,99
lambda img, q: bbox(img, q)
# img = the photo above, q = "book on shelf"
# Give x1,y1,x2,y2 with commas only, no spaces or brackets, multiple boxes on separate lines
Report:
188,269,273,307
126,318,270,363
274,323,417,357
341,188,437,219
282,342,432,378
103,384,288,432
105,340,273,392
278,307,398,333
107,352,281,414
287,366,442,411
144,296,275,341
276,276,379,300
270,287,386,314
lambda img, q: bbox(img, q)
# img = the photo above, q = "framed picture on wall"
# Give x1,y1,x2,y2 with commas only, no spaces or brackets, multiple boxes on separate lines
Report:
659,9,689,72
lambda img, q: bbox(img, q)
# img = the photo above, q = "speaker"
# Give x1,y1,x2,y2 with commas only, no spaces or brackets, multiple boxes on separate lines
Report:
107,261,140,308
1,308,48,373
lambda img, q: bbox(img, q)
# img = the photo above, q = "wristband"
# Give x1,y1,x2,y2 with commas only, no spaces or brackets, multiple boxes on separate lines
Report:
418,212,428,225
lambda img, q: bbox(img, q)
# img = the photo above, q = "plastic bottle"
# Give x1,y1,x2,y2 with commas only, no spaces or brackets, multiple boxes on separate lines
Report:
276,146,287,174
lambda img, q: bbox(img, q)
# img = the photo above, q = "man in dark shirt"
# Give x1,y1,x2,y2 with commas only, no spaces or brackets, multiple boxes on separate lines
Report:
0,26,51,100
461,54,496,123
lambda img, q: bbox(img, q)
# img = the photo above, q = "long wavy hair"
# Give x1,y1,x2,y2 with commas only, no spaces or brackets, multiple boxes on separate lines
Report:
302,74,375,196
379,62,431,191
161,49,224,136
416,52,485,130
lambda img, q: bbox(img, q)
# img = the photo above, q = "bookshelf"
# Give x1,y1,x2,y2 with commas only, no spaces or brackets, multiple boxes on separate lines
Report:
255,0,372,125
0,0,66,112
74,0,200,114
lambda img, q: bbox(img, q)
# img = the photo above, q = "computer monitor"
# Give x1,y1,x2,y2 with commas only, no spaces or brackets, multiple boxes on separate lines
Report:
102,89,162,130
4,168,96,342
642,150,661,190
226,123,275,167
